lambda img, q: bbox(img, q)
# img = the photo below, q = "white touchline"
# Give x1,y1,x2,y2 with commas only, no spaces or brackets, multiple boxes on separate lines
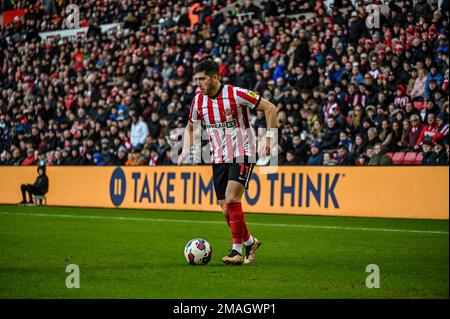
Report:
0,211,448,235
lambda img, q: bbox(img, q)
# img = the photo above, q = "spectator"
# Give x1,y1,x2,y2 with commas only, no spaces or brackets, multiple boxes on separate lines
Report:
319,116,341,151
19,165,49,205
421,141,435,165
291,135,309,164
284,150,300,165
336,144,355,166
431,140,448,165
383,121,403,152
65,148,83,165
415,113,439,149
130,114,149,148
351,133,366,158
410,68,428,99
322,152,337,166
401,114,422,151
368,144,393,166
432,111,449,144
306,142,324,166
125,144,146,166
22,148,36,166
348,105,365,135
366,127,381,148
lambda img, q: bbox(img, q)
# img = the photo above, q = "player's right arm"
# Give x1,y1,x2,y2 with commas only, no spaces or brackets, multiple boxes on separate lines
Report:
177,120,194,165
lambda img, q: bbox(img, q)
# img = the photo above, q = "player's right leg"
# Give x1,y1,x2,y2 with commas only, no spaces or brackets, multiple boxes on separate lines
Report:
218,199,230,228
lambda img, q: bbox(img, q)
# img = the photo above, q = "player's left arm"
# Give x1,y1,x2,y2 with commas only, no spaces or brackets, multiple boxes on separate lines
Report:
256,98,278,156
234,87,278,156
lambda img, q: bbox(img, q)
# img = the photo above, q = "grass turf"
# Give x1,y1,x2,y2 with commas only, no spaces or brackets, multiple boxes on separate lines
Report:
0,204,448,299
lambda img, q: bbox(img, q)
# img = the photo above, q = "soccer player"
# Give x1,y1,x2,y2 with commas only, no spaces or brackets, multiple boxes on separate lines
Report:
178,60,277,265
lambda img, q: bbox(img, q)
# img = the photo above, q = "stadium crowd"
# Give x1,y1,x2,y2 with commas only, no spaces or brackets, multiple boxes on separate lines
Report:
0,0,449,167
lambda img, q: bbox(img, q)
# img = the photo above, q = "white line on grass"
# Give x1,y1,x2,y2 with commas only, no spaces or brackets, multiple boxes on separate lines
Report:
0,211,448,235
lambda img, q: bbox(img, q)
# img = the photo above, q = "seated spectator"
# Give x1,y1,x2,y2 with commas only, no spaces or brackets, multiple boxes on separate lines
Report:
125,144,146,166
378,120,391,145
432,111,449,144
410,68,428,99
19,165,49,205
415,113,439,149
421,141,435,165
319,116,341,151
291,135,309,164
336,144,355,166
284,150,300,165
366,127,381,148
338,131,352,152
394,84,409,109
368,144,393,166
351,133,366,158
348,105,365,135
431,140,448,165
401,115,423,151
306,142,324,166
322,152,337,166
22,148,36,166
383,121,403,152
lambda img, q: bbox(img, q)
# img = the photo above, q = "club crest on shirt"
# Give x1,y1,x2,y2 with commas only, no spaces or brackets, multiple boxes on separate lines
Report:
246,90,257,98
224,108,234,116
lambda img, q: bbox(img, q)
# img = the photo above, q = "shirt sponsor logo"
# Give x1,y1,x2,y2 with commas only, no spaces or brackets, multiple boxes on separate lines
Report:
205,120,237,129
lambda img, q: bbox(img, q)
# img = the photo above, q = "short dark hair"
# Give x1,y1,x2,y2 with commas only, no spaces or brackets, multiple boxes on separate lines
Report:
193,60,220,77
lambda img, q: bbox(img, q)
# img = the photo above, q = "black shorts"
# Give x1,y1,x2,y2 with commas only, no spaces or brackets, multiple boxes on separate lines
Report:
212,159,255,201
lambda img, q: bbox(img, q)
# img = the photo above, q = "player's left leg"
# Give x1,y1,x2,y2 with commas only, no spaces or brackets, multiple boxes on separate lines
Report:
222,180,246,265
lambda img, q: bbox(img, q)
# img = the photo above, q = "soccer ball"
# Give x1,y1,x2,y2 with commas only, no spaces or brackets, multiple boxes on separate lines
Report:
184,238,212,265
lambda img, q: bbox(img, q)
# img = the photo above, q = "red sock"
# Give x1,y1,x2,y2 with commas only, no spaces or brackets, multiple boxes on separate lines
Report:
242,218,251,242
227,201,244,244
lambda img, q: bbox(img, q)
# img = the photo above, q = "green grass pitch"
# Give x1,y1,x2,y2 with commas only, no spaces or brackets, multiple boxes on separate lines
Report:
0,205,448,299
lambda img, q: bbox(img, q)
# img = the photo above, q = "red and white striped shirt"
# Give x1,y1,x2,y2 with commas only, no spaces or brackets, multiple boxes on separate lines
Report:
189,84,261,163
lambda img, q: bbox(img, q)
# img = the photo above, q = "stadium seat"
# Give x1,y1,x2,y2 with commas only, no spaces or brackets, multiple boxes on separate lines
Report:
32,195,47,206
403,152,418,165
415,152,424,164
386,152,393,159
392,152,406,164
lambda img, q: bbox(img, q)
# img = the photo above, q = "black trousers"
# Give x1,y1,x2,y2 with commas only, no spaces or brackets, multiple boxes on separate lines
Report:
20,184,42,202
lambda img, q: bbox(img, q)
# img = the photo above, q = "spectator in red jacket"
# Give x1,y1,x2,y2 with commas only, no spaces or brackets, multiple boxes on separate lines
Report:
432,112,449,144
22,148,36,166
415,113,439,149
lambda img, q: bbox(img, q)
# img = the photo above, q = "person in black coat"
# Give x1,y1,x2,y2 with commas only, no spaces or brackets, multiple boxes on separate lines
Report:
336,144,355,165
421,142,435,165
19,165,49,204
319,116,342,151
431,141,449,165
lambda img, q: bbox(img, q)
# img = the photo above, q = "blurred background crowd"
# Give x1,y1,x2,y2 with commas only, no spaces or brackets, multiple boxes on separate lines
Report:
0,0,448,166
